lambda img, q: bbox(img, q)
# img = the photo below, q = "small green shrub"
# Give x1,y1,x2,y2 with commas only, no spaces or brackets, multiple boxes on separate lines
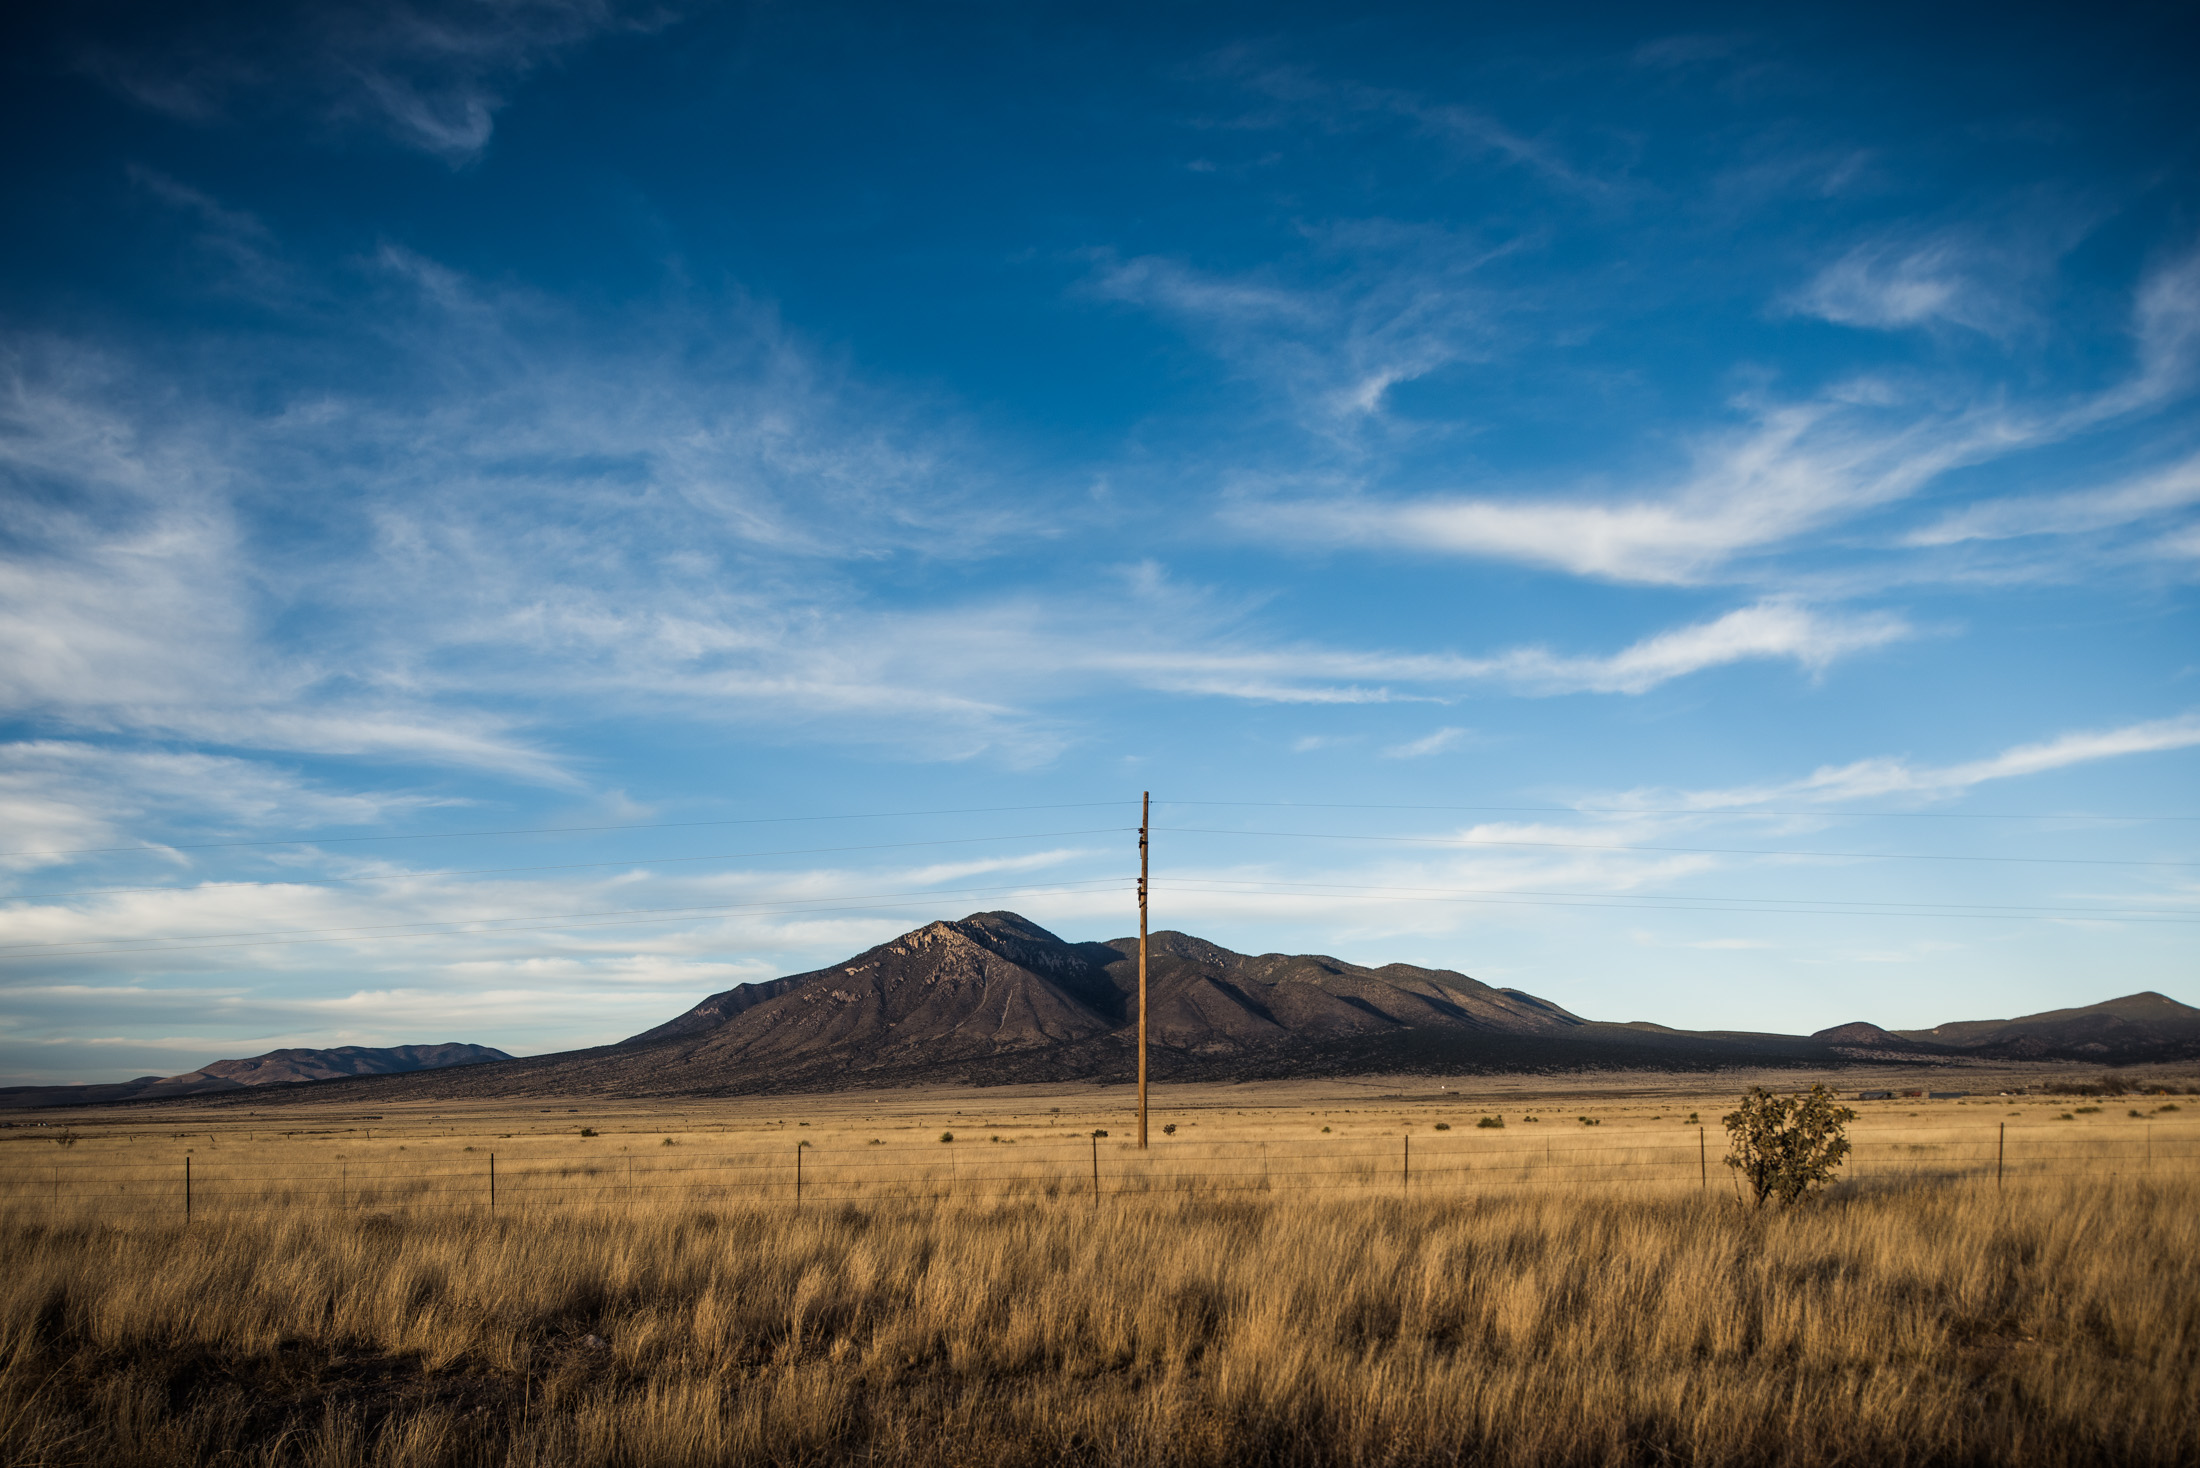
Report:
1320,1126,1330,1133
2157,1104,2182,1113
1162,1123,1177,1135
1578,1117,1600,1127
1433,1122,1451,1131
939,1132,954,1143
2075,1106,2101,1115
1723,1084,1855,1208
1477,1116,1503,1129
579,1128,597,1138
661,1137,676,1146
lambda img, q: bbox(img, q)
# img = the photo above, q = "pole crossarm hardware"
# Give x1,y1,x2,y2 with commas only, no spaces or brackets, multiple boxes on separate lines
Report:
1138,791,1150,1150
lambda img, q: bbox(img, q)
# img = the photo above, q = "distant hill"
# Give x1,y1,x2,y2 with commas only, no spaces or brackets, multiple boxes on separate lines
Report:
1892,992,2200,1059
0,1042,510,1110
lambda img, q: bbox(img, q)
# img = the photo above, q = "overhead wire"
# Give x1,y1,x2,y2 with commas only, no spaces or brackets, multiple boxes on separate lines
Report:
7,794,2192,864
1155,825,2200,868
0,879,1138,959
0,827,1133,901
0,801,1137,860
1158,799,2200,822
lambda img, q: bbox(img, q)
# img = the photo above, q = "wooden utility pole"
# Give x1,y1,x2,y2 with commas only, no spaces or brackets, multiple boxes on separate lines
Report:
1138,791,1150,1149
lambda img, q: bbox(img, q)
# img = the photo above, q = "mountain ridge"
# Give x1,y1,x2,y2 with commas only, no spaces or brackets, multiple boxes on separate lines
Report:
0,1041,511,1110
7,915,2195,1109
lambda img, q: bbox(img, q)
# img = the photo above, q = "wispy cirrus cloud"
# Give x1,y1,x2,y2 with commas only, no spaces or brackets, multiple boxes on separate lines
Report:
1908,450,2200,548
1230,243,2200,585
1383,727,1472,758
1618,712,2200,812
77,0,680,163
1084,223,1516,429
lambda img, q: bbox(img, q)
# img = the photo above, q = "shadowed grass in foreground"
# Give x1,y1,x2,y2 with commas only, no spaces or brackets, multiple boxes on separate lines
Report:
1,1177,2194,1466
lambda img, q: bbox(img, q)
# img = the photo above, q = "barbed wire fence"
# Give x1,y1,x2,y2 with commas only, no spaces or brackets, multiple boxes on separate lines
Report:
1,1125,2189,1222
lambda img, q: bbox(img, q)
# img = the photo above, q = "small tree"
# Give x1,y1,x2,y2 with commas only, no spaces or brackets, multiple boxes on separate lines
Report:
1723,1084,1855,1207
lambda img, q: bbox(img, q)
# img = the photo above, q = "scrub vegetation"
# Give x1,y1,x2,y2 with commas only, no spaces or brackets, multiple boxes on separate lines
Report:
2,1085,2193,1466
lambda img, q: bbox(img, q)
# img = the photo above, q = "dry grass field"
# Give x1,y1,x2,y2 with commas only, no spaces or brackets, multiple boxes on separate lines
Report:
2,1076,2195,1466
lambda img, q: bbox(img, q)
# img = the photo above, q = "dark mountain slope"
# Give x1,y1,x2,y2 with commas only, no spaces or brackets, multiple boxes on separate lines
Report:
18,917,2195,1111
0,1042,510,1110
1894,991,2200,1058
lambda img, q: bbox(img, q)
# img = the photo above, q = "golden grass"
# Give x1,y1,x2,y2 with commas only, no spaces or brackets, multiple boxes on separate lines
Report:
2,1172,2195,1464
3,1085,2193,1465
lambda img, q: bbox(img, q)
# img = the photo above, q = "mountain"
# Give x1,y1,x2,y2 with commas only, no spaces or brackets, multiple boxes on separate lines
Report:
9,917,2194,1111
0,1042,511,1110
1892,991,2200,1059
132,912,1855,1104
161,1042,512,1088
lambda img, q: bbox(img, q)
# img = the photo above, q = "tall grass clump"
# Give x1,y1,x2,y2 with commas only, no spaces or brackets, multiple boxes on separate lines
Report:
0,1177,2194,1466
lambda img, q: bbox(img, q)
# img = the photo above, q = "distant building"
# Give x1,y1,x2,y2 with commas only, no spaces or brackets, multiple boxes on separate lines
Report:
1857,1090,1893,1100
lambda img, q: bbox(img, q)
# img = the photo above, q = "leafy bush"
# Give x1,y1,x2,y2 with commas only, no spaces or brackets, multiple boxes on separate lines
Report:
1161,1123,1177,1135
1723,1084,1856,1208
1476,1116,1504,1129
939,1132,955,1143
1432,1122,1451,1131
578,1128,597,1138
1578,1117,1600,1127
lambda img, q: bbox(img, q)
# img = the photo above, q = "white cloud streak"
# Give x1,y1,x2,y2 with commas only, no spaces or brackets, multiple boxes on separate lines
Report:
80,0,679,163
1625,712,2200,812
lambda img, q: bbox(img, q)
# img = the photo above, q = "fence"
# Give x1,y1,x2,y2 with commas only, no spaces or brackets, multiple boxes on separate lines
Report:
1,1125,2190,1222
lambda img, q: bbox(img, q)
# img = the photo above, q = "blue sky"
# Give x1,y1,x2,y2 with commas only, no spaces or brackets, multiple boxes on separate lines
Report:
2,1,2196,1085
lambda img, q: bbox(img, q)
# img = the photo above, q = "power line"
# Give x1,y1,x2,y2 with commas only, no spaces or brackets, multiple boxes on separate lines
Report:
11,793,2191,864
0,801,1136,860
1161,881,2200,924
1157,825,2200,868
1160,800,2200,822
1161,877,2198,919
0,827,1131,901
11,865,2197,962
0,879,1136,959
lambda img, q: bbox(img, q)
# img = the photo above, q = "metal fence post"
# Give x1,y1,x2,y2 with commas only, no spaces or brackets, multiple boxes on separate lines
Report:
185,1156,191,1223
1998,1123,2005,1188
796,1144,803,1205
489,1152,496,1211
1403,1134,1410,1192
1699,1126,1707,1191
1090,1134,1099,1207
